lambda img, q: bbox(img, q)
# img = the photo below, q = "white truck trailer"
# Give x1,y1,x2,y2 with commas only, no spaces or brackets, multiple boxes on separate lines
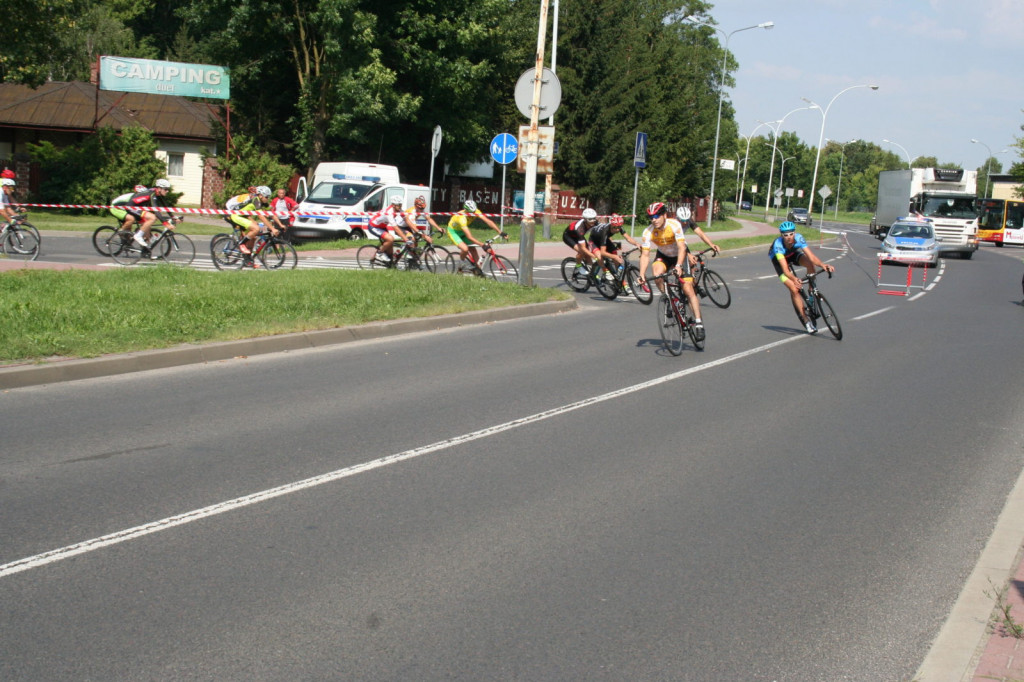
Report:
870,168,979,259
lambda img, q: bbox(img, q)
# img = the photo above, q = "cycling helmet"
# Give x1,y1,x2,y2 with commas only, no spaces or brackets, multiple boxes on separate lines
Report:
779,221,796,233
582,208,598,222
414,196,426,209
610,214,624,228
389,195,404,206
463,199,478,212
255,185,271,198
676,206,692,222
647,201,667,218
154,178,171,189
1,169,15,179
1,178,15,187
134,184,147,192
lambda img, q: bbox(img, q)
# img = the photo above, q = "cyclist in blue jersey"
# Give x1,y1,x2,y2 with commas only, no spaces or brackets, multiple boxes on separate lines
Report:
770,221,834,333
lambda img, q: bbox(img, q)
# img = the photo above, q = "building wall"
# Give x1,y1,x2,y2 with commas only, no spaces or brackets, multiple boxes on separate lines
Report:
155,140,207,206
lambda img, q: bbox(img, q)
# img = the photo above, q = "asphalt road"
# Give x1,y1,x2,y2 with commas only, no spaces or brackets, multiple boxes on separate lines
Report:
2,235,1023,680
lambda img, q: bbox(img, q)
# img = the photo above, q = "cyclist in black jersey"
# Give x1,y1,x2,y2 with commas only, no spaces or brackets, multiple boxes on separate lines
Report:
562,207,600,274
588,214,638,275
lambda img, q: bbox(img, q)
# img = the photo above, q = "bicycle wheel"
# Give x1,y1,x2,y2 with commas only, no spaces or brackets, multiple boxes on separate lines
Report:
2,225,41,261
421,246,442,273
626,265,653,304
159,233,195,265
92,226,118,256
260,239,298,270
356,244,382,270
657,295,684,356
815,291,843,340
700,269,731,309
561,257,591,292
210,234,246,270
593,262,618,300
488,254,518,283
110,232,144,265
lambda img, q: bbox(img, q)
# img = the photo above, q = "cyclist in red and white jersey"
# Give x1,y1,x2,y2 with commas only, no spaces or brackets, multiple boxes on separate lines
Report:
368,195,412,264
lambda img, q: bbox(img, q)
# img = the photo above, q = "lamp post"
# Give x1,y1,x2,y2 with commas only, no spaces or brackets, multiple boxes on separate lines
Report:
827,138,856,219
777,154,795,219
882,138,912,169
971,138,1008,199
761,105,813,221
684,15,773,229
803,84,879,219
739,121,773,213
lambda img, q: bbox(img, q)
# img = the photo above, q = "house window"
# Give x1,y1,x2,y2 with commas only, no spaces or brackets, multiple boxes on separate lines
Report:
166,153,184,177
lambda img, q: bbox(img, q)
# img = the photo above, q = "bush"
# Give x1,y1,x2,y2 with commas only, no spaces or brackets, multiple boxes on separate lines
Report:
203,135,294,205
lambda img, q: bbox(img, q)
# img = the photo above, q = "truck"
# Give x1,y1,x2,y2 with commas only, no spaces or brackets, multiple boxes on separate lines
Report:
869,168,979,259
290,162,432,241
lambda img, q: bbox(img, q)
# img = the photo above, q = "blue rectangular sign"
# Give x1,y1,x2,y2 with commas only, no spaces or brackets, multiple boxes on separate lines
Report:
634,132,648,169
99,56,230,100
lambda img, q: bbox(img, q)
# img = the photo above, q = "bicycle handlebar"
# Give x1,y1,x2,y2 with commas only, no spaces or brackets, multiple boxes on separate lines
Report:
799,267,834,284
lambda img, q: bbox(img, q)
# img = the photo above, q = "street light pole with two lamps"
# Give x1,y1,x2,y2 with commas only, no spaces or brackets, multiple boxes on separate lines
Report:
827,138,857,219
683,15,773,229
761,106,814,221
804,84,879,220
971,138,1009,199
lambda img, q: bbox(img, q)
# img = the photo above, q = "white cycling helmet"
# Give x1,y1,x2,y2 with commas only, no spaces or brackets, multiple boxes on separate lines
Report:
582,208,598,221
154,178,171,189
134,184,147,192
390,195,404,206
1,178,15,187
255,185,271,198
463,199,478,212
676,206,692,221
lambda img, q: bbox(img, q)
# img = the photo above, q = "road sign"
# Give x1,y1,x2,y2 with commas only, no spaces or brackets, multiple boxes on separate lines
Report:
431,125,442,158
818,185,833,200
514,68,562,120
490,133,518,165
635,132,648,169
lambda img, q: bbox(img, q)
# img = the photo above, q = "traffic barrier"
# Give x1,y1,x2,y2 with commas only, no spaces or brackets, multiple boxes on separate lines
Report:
876,255,930,296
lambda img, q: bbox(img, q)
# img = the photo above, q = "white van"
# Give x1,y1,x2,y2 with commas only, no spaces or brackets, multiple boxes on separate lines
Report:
291,162,432,241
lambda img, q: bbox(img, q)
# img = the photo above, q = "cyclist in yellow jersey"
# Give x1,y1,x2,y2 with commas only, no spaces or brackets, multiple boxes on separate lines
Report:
447,199,506,271
637,202,716,341
399,195,441,244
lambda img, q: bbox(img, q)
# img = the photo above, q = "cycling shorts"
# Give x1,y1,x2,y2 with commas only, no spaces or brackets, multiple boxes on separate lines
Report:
771,250,805,280
562,227,586,249
655,250,693,280
229,214,259,232
447,227,471,246
109,207,128,222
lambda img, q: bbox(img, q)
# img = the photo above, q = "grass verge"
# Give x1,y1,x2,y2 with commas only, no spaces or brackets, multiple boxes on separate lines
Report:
0,267,567,364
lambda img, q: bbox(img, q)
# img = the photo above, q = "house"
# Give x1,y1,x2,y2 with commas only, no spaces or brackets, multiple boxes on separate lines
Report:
0,81,219,206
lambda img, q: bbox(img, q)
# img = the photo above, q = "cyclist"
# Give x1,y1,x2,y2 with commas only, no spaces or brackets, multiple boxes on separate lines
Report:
562,207,600,274
225,186,281,257
636,202,707,341
675,205,721,264
399,195,441,245
588,213,639,279
0,177,18,223
769,220,835,334
367,195,413,264
447,198,505,272
109,184,148,233
126,179,178,249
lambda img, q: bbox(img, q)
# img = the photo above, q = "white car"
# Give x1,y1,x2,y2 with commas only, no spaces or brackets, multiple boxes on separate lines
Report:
880,220,940,266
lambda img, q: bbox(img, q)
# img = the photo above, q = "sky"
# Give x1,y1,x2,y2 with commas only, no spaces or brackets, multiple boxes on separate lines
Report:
702,0,1023,173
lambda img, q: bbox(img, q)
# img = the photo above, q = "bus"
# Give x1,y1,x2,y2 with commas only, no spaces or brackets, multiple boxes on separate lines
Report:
977,198,1024,247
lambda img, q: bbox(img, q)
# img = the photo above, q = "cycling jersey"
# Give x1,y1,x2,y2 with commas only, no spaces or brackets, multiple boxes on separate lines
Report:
400,207,429,232
124,188,173,221
588,222,620,249
641,218,688,256
109,191,134,221
225,193,264,230
369,205,403,230
448,209,484,233
768,233,808,261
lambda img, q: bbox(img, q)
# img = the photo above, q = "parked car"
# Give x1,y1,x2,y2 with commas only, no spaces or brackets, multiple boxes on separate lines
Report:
789,207,812,225
740,201,752,211
880,220,940,266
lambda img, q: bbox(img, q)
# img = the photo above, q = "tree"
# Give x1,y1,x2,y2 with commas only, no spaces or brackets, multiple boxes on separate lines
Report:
203,135,294,205
0,0,80,85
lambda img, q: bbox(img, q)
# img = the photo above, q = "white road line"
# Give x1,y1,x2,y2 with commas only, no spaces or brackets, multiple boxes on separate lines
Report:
0,335,804,580
851,307,894,321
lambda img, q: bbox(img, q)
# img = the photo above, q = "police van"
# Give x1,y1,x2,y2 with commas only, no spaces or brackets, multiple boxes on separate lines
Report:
291,162,432,241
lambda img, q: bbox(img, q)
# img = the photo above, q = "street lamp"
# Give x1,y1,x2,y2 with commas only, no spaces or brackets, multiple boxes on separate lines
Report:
761,105,814,221
827,138,857,219
971,138,1009,199
777,154,795,218
803,84,879,220
882,138,912,169
684,15,774,229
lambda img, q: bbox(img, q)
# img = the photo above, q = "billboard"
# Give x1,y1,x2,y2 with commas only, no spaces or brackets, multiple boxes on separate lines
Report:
99,56,230,100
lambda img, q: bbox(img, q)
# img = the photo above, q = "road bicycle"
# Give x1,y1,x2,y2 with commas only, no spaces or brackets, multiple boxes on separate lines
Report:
690,247,731,309
108,219,195,266
356,229,448,273
560,247,653,304
210,225,297,270
0,213,41,261
647,270,705,354
796,268,842,339
443,237,518,283
92,222,128,257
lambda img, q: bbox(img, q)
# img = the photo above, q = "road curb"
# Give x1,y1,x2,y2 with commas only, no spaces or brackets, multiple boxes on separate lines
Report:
0,299,578,390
